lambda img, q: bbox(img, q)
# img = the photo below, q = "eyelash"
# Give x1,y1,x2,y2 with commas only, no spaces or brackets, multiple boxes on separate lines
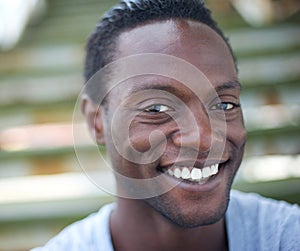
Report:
144,102,240,113
210,102,240,111
144,104,171,113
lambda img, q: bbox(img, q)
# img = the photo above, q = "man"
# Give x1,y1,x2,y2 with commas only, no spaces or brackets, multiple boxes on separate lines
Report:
32,0,300,250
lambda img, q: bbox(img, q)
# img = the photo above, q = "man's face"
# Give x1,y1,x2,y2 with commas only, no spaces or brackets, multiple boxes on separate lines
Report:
97,19,246,227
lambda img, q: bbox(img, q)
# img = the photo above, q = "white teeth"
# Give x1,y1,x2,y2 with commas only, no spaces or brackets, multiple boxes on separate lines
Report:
181,167,191,179
164,164,220,183
167,169,174,176
191,168,202,180
202,167,211,178
174,168,181,178
211,164,219,175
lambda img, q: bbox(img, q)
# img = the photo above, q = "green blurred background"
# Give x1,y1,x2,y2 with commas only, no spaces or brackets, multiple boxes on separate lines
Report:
0,0,299,250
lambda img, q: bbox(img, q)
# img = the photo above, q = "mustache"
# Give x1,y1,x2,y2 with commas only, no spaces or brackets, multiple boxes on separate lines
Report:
159,146,230,167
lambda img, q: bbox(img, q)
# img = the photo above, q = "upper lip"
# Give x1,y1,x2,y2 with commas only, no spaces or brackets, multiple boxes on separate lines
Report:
160,159,228,170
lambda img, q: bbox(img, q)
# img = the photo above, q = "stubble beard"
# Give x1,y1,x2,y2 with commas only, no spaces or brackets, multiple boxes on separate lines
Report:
144,186,231,228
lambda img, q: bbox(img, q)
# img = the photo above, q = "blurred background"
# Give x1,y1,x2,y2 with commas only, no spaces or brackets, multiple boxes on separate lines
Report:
0,0,299,250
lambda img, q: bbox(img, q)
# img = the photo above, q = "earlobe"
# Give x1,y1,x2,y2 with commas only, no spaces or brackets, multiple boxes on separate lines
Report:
81,96,106,145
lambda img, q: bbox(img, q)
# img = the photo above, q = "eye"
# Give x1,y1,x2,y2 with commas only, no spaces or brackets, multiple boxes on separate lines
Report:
144,104,170,113
210,102,240,111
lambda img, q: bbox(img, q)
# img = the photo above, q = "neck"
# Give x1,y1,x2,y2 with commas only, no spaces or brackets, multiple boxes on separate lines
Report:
110,198,228,251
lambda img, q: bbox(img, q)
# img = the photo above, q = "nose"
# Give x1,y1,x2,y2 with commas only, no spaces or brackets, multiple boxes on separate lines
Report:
171,107,214,152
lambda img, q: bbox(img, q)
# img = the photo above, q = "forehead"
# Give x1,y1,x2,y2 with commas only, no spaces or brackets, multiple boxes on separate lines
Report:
114,19,236,83
103,19,238,106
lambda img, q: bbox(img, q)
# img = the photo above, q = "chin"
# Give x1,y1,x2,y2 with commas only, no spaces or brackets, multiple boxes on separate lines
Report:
145,186,231,228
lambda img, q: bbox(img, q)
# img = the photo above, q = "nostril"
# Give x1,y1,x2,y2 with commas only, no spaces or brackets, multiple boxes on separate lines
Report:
171,108,214,151
171,130,212,152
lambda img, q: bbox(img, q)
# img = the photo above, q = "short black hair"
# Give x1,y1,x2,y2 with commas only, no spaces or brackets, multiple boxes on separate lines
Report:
84,0,236,85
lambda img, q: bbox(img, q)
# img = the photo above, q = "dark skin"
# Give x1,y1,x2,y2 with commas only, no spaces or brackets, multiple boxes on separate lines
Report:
83,19,247,251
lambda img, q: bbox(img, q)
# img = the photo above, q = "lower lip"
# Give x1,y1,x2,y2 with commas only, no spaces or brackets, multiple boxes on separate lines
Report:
160,164,225,193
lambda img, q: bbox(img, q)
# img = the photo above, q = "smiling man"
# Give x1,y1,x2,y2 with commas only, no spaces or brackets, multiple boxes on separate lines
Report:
32,1,300,251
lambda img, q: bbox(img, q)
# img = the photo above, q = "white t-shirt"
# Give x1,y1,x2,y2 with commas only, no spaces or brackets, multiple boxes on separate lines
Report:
31,190,300,251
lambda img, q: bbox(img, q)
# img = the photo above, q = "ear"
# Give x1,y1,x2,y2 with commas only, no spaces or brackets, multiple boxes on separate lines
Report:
81,95,106,145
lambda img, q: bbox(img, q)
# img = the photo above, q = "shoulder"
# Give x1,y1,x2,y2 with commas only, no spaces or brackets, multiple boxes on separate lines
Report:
229,190,300,219
227,190,300,250
31,203,115,251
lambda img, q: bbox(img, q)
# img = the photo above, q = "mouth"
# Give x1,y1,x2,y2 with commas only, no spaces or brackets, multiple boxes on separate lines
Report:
158,161,226,185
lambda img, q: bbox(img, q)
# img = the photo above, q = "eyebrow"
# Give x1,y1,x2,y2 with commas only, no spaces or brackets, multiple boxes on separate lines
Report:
128,79,241,96
129,80,181,95
215,80,241,92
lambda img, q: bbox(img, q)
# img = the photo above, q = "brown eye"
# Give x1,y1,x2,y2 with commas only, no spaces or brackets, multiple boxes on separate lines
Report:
144,104,170,113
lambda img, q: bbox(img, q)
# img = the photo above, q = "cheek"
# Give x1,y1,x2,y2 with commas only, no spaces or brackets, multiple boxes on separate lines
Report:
129,123,168,152
227,120,247,149
129,125,152,152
